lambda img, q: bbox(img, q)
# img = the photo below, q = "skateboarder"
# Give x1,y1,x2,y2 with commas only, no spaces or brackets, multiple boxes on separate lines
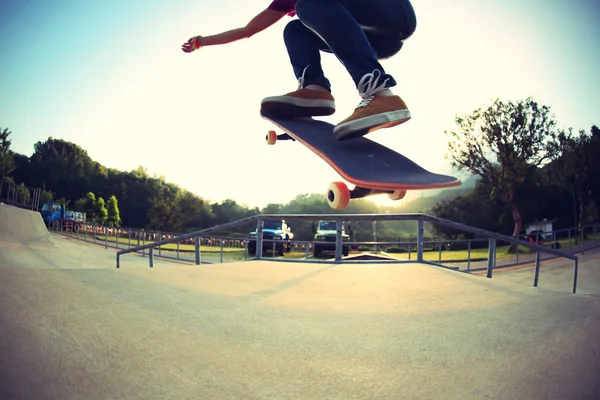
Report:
182,0,417,140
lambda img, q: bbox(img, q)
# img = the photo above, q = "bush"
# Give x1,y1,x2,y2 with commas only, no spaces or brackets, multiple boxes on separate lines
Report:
386,246,407,253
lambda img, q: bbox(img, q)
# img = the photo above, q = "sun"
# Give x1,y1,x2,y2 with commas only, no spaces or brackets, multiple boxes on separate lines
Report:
366,195,407,209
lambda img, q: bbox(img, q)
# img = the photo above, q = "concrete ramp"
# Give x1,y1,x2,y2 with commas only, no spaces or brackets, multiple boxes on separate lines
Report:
0,204,54,247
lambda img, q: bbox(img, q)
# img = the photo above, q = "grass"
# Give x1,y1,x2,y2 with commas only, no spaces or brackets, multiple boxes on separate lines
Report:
65,232,245,253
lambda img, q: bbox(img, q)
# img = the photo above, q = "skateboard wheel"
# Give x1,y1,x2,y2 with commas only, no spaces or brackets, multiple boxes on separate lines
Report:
388,190,407,201
266,130,277,145
327,182,350,210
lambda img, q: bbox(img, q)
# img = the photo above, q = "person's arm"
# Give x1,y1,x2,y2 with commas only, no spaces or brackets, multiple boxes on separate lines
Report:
182,8,287,53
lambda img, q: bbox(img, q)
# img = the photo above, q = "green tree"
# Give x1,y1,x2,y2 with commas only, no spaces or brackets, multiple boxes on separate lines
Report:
261,203,282,214
553,128,593,233
40,187,56,205
446,97,560,249
432,181,499,240
75,192,98,222
0,128,16,177
16,183,32,205
178,191,211,231
584,126,600,221
27,138,99,201
146,181,184,231
106,195,121,227
96,197,108,225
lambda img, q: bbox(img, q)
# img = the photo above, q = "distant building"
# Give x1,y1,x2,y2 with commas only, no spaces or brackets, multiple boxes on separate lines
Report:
524,219,554,240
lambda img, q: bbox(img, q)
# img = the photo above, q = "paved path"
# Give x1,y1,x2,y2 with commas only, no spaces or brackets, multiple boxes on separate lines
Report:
1,232,599,399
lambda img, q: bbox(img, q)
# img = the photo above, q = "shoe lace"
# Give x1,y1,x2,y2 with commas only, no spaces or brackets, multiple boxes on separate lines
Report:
297,65,309,90
356,70,389,108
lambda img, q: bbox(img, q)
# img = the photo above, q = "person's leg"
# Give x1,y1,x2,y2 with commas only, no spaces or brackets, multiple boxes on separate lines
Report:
261,0,417,137
284,20,332,91
296,0,415,89
260,20,336,118
294,0,416,140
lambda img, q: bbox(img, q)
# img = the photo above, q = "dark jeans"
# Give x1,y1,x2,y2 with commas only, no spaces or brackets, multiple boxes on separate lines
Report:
284,0,417,91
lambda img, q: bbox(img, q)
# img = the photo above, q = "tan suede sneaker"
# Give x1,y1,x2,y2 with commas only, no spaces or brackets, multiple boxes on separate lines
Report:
333,95,411,140
261,87,336,118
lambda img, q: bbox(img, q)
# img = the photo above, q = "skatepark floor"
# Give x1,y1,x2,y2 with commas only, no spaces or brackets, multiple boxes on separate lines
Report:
1,205,599,400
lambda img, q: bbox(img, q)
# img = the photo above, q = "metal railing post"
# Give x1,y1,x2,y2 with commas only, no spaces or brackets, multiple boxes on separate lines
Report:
256,217,263,260
158,232,162,257
104,226,108,249
116,254,120,269
417,218,424,262
149,248,154,268
486,238,496,278
573,258,579,294
467,241,472,271
533,252,541,287
334,219,343,263
220,240,224,263
195,237,201,265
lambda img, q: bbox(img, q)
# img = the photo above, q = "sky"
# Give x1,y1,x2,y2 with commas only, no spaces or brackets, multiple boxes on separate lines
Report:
1,0,599,208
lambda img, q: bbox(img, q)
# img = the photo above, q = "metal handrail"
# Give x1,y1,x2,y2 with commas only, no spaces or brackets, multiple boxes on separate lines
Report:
115,215,256,255
115,213,580,293
422,215,577,261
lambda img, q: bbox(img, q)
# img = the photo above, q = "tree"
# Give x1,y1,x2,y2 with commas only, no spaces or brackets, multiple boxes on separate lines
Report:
96,197,108,225
554,129,592,233
40,187,56,204
0,128,16,177
27,138,98,200
262,203,282,214
146,181,184,231
75,192,98,222
106,195,121,227
432,180,500,240
585,126,600,219
446,97,560,248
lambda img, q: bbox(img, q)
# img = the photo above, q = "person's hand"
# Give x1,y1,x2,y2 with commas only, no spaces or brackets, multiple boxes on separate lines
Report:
181,36,203,53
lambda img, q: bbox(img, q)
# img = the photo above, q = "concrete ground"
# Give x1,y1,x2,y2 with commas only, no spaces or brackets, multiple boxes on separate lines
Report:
1,205,599,399
0,235,598,400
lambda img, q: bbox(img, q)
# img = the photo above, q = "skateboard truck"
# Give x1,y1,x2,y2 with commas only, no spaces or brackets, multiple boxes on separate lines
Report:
266,130,295,145
327,182,406,209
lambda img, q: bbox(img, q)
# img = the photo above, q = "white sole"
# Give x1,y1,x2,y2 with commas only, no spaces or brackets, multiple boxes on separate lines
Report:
334,109,411,140
261,95,335,110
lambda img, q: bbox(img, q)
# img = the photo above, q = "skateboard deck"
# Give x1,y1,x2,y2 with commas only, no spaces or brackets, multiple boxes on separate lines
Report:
261,110,461,209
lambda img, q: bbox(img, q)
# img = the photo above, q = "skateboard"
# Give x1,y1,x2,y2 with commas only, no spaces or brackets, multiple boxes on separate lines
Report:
261,110,461,210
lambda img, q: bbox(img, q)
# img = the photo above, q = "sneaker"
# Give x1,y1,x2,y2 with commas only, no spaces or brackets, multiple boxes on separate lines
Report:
261,66,336,118
261,87,336,118
333,70,411,141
